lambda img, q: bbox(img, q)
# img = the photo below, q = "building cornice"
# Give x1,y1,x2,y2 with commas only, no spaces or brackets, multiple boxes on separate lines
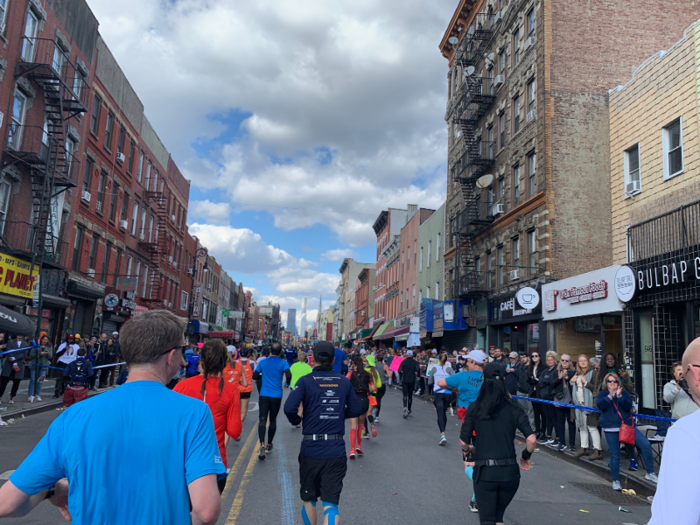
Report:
439,0,485,62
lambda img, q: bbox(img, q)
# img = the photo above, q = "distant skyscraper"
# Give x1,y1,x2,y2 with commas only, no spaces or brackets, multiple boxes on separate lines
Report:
300,298,308,337
287,309,298,336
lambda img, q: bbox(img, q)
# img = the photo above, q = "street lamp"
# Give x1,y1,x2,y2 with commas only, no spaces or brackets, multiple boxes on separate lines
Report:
187,247,208,336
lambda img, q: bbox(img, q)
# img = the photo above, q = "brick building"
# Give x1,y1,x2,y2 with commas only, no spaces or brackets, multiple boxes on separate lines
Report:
609,21,700,412
353,267,375,332
397,205,434,323
440,0,700,352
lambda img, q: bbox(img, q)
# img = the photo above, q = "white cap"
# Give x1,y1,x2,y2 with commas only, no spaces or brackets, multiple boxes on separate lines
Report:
406,350,414,356
112,331,119,336
467,349,487,364
360,349,366,355
431,349,438,354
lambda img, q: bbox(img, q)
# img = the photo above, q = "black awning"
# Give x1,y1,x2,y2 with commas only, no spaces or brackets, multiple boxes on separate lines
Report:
67,281,104,300
41,294,71,309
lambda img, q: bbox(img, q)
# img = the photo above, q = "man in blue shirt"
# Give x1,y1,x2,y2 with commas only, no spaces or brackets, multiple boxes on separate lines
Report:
253,342,292,460
185,346,201,377
0,310,225,525
285,346,298,367
332,341,347,374
284,341,362,525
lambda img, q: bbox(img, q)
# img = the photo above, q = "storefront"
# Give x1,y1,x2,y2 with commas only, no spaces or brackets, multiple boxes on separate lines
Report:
488,287,543,355
64,276,105,338
187,320,210,342
419,298,471,350
102,287,136,334
542,266,624,365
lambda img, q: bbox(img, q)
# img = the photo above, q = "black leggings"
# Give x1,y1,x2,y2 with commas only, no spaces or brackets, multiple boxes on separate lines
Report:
434,393,452,433
258,396,282,445
555,406,576,447
374,385,386,417
474,478,520,524
532,399,545,434
0,371,21,399
542,402,556,437
402,382,415,411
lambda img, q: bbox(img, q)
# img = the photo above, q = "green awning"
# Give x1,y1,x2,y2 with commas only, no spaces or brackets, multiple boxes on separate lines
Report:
357,328,373,338
372,322,394,340
210,325,225,332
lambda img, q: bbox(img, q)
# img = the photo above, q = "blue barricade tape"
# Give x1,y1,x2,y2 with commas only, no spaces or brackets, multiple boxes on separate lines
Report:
0,344,40,356
28,362,125,371
512,395,677,423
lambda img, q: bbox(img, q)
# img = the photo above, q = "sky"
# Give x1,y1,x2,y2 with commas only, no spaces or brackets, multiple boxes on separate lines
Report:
88,0,455,331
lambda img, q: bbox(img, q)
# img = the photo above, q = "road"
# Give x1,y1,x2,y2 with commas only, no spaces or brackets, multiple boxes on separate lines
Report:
0,387,652,524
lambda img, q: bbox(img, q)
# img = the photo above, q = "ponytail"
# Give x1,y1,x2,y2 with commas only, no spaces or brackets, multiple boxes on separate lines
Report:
199,339,228,397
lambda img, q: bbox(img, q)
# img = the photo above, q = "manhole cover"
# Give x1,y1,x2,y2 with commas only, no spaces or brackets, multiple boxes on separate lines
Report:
569,482,650,506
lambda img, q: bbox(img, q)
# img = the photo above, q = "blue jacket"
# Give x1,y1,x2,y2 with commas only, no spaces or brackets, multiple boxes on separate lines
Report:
284,365,363,459
596,389,634,429
63,357,94,384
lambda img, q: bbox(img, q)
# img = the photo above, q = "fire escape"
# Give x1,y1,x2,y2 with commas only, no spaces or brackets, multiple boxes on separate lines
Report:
2,38,86,271
446,13,499,301
139,180,169,308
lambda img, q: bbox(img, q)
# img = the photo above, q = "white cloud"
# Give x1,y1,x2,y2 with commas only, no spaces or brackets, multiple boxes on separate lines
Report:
321,249,355,262
189,200,230,226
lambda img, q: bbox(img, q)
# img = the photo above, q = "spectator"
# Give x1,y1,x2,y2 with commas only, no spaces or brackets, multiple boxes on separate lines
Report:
516,353,535,432
528,351,546,442
0,334,30,404
62,348,94,408
0,309,225,524
504,351,522,396
28,335,52,403
596,372,657,491
555,354,576,452
538,351,561,445
663,360,698,420
571,354,602,460
54,334,78,398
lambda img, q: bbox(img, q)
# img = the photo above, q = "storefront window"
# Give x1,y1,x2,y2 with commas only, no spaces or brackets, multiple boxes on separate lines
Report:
527,323,539,354
639,310,656,411
548,316,602,362
695,304,700,339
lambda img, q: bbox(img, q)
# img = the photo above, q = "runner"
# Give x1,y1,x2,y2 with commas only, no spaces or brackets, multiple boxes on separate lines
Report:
62,348,94,408
252,343,292,460
460,362,536,525
255,346,270,395
222,347,250,448
237,347,255,422
347,357,375,458
398,350,420,418
431,352,455,445
362,356,380,439
185,346,201,378
367,354,386,423
175,339,242,492
284,341,362,525
291,351,313,388
285,346,298,367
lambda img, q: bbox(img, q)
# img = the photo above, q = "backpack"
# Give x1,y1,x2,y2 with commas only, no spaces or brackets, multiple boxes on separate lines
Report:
70,360,88,384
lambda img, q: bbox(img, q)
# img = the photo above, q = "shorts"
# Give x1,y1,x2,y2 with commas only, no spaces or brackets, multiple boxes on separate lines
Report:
240,391,251,399
356,393,370,414
63,385,87,407
299,453,347,504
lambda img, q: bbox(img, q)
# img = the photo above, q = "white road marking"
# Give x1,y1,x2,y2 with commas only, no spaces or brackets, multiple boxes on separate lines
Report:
247,402,258,412
0,470,15,480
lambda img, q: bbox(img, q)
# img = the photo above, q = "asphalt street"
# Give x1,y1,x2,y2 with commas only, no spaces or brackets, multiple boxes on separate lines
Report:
0,386,652,525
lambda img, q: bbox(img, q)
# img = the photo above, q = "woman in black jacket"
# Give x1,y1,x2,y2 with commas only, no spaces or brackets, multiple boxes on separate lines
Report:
537,351,562,445
555,354,577,452
527,352,545,441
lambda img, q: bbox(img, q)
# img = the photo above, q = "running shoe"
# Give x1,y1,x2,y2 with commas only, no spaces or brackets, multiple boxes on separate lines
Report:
35,396,42,402
449,407,454,416
439,435,447,446
645,473,659,484
469,500,478,513
349,449,356,460
403,408,408,419
0,419,7,427
356,446,363,456
266,444,274,453
536,436,549,445
612,480,622,491
408,411,412,417
544,438,555,445
258,444,266,461
375,417,380,424
558,444,568,452
628,459,639,471
28,396,34,403
363,430,370,439
8,398,14,404
371,424,377,438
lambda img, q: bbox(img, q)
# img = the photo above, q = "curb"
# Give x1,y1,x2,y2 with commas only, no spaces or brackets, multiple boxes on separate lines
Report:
1,389,109,421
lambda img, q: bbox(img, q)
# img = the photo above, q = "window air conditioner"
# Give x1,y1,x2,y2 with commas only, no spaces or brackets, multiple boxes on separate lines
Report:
527,110,535,121
168,255,173,263
207,284,212,289
116,152,126,163
491,203,504,216
510,269,520,280
120,219,128,230
626,180,641,195
187,269,194,275
493,75,505,88
525,36,535,49
87,268,95,278
139,233,145,241
95,201,102,213
81,191,91,203
171,215,176,222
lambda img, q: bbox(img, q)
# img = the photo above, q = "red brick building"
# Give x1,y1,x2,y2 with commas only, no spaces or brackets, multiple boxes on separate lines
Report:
397,206,434,322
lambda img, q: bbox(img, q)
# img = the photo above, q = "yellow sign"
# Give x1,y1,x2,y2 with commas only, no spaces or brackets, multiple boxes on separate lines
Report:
0,252,39,299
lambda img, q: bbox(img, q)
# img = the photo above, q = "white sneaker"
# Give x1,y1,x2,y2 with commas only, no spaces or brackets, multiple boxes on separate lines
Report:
35,396,42,402
645,473,659,484
0,418,7,427
449,407,454,416
28,396,34,403
612,480,622,491
439,435,447,446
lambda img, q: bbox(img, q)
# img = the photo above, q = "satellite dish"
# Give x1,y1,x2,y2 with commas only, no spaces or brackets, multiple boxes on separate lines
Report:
465,66,475,77
486,53,495,63
448,36,459,45
476,174,494,189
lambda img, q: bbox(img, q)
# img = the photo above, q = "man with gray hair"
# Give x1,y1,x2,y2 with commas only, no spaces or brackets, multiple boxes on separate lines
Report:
649,338,700,524
0,310,225,525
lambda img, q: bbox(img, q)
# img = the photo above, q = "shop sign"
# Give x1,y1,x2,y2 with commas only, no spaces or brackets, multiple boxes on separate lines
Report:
192,283,203,318
614,265,636,303
542,266,624,321
103,287,136,315
0,252,39,300
496,288,542,321
409,316,419,333
444,303,454,322
629,257,700,295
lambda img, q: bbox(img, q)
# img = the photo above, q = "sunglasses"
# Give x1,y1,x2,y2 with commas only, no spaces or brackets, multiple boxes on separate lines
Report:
161,344,187,356
531,354,540,358
561,359,570,362
607,379,619,384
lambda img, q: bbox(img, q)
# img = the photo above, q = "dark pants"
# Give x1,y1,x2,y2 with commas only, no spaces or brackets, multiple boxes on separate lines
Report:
54,365,67,397
99,367,112,388
434,393,452,433
532,399,545,434
555,407,576,447
0,370,21,399
374,385,386,417
402,382,415,411
542,402,556,437
474,477,520,524
258,396,282,445
417,377,425,393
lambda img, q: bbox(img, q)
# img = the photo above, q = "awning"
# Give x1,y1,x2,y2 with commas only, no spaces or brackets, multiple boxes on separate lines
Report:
66,280,104,300
378,326,410,340
188,320,209,335
41,294,71,309
394,333,410,342
357,328,373,338
372,322,394,340
209,330,235,339
210,324,225,332
354,335,371,344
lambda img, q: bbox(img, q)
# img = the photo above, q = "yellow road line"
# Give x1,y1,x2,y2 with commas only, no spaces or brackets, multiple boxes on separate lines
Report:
221,425,258,500
225,429,262,524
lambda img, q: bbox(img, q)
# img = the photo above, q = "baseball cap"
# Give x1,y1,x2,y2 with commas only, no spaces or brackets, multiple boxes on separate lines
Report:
67,334,75,338
484,362,503,379
509,351,519,359
406,350,414,356
75,334,81,339
467,349,487,364
313,341,334,360
431,349,438,354
360,349,367,355
112,331,119,336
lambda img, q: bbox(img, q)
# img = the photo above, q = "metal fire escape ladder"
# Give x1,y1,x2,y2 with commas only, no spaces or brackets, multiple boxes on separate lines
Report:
140,186,169,308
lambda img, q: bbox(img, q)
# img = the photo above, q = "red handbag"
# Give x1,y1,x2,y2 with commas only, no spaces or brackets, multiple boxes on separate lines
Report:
613,399,636,445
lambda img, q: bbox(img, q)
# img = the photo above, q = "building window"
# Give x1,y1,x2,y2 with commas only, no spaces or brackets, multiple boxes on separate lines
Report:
181,290,189,311
140,209,146,239
96,171,107,214
82,157,93,194
130,201,139,235
512,237,520,274
138,152,145,183
72,227,84,272
117,126,126,156
527,152,537,197
426,285,431,299
88,235,98,270
513,164,521,205
662,118,683,180
512,28,520,65
624,143,641,195
412,285,415,307
143,265,149,297
90,94,101,136
21,9,39,61
9,91,27,149
497,245,504,286
126,256,132,278
527,230,536,276
434,283,439,300
127,140,135,173
102,242,111,283
497,176,505,204
0,0,8,30
513,95,521,134
499,112,505,148
0,179,11,232
419,247,423,271
499,49,506,74
486,250,493,288
113,250,121,286
427,240,432,267
526,79,535,120
527,8,535,38
105,111,114,150
487,125,494,158
121,194,129,222
109,182,119,222
407,246,410,269
436,233,441,260
487,66,494,94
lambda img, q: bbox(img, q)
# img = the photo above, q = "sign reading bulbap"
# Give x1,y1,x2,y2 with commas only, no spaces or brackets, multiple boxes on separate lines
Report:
630,257,700,293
